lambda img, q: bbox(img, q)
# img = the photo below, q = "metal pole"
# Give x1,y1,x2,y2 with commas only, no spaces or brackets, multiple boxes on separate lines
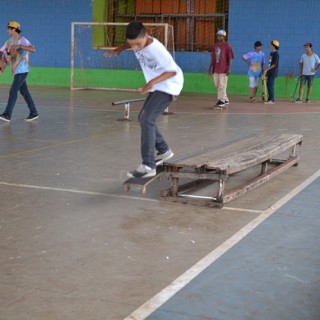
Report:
70,22,75,90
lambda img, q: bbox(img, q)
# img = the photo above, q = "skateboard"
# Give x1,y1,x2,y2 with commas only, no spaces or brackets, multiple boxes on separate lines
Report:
261,75,267,102
123,166,164,194
0,59,7,74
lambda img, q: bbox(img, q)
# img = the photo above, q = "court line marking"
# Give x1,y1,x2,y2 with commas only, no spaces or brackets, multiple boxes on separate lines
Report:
0,181,159,203
222,206,263,214
124,169,320,320
0,179,265,213
0,180,264,213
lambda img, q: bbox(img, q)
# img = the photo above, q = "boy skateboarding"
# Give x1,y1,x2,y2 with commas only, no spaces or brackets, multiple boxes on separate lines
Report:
105,22,183,178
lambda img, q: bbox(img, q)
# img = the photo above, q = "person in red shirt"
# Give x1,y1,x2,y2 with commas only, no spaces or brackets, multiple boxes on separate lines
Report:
208,30,234,108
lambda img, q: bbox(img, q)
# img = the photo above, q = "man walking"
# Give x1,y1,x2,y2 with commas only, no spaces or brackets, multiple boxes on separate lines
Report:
0,21,38,122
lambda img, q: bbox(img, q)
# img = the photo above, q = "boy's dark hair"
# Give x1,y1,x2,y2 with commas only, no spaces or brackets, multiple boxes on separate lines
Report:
126,22,147,40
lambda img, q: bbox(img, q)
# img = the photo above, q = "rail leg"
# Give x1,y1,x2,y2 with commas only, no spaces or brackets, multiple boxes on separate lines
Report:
117,102,131,121
124,103,130,120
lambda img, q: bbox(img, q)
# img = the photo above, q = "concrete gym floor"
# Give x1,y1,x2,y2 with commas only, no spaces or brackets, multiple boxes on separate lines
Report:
0,86,319,320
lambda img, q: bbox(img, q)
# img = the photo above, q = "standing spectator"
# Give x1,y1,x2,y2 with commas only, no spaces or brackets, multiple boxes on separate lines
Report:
208,30,234,108
242,41,265,102
263,40,280,104
294,42,320,103
0,21,38,122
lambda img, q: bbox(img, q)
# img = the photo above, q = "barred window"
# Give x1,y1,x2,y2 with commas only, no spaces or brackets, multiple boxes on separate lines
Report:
102,0,229,52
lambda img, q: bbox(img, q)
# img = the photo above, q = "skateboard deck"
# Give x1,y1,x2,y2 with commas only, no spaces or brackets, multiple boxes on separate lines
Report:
261,75,267,102
123,166,164,194
0,59,7,74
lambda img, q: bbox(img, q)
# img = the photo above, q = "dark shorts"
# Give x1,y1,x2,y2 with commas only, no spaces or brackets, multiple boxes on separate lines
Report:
301,75,314,87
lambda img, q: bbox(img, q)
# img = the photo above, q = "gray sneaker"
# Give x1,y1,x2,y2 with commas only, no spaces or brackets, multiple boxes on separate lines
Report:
25,113,39,121
127,164,156,179
155,149,174,166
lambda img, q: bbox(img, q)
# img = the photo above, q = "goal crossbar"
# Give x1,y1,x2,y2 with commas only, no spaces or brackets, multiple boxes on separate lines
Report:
71,22,175,91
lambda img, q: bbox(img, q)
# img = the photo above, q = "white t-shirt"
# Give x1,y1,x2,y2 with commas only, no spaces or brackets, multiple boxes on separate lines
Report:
134,37,184,96
300,53,320,75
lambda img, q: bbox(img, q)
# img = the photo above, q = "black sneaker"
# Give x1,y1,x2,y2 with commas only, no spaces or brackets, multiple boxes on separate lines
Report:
224,99,230,105
127,164,156,179
0,113,10,122
215,100,225,108
305,98,310,103
155,149,174,166
25,113,39,121
294,98,303,103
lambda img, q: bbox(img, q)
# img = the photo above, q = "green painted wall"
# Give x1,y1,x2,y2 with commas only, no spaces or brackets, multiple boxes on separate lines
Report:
92,0,106,47
0,67,318,99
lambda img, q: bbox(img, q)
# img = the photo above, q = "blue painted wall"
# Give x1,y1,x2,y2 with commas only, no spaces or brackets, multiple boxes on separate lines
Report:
229,0,320,77
0,0,92,68
0,0,319,77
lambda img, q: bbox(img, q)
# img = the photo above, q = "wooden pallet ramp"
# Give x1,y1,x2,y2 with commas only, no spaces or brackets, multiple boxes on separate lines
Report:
161,134,303,208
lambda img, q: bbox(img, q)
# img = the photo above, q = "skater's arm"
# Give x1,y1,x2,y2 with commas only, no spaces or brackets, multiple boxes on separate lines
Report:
140,71,176,94
242,57,250,65
104,42,131,57
21,44,36,53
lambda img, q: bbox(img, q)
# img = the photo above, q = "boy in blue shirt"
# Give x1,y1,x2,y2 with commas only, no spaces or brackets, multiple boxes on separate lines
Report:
243,41,265,102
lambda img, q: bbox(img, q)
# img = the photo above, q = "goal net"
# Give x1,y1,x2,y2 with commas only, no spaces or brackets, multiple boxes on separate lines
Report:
71,22,175,91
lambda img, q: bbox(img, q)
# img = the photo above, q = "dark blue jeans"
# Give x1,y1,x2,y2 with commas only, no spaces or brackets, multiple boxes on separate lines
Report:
266,75,276,102
4,72,37,118
138,91,173,169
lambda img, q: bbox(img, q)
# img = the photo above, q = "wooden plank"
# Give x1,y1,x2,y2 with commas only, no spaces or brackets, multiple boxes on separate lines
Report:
166,134,261,169
164,171,224,180
221,156,299,204
166,134,302,174
205,134,302,173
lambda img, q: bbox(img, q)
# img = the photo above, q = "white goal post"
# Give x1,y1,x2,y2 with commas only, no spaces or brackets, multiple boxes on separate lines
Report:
70,22,175,91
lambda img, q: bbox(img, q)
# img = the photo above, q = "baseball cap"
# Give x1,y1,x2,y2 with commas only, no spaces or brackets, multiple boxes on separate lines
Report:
303,42,312,48
7,21,21,31
271,40,280,48
254,41,263,47
217,30,226,37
